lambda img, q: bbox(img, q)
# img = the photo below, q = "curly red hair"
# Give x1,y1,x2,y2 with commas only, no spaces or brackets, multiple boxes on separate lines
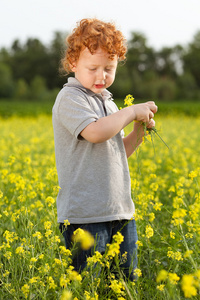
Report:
61,18,127,74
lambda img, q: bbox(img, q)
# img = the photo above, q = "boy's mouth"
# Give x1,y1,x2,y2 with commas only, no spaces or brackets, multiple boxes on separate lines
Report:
94,84,105,89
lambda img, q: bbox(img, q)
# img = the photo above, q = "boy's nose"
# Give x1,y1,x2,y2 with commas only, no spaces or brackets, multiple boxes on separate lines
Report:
97,70,106,81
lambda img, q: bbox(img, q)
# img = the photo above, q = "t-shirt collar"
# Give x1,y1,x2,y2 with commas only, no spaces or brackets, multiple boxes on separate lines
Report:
64,77,113,101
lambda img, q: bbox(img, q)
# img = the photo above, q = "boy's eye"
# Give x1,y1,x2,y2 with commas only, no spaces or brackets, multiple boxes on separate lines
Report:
89,68,96,71
105,68,114,72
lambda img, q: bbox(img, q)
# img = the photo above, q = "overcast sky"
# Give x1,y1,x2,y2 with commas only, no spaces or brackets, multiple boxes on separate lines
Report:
1,0,200,50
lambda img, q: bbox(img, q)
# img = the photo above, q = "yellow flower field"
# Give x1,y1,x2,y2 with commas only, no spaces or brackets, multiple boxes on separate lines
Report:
0,114,200,299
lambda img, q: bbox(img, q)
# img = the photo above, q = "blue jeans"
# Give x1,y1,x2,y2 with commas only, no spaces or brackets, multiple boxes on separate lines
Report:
59,219,138,281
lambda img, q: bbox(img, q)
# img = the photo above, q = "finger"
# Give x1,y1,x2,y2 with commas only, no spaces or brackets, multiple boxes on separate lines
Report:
146,101,155,105
149,111,154,119
150,105,158,114
146,102,158,113
147,119,155,128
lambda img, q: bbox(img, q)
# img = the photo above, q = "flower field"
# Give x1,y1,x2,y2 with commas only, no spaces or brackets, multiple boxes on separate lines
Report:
0,113,200,299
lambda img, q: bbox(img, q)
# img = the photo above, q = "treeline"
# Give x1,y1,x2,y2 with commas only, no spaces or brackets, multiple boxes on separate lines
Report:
0,30,200,101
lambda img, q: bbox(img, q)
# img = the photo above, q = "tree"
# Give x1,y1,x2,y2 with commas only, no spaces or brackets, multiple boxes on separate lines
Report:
126,32,156,98
47,31,68,89
183,31,200,89
0,62,14,97
155,45,184,78
127,32,155,73
14,78,29,100
177,72,199,100
9,38,49,86
30,75,48,100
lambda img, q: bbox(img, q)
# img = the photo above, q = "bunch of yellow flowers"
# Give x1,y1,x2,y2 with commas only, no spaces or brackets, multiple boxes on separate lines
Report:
123,94,169,149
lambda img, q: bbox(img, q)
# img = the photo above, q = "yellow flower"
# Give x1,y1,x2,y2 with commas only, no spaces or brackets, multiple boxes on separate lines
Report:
189,170,198,180
3,270,10,277
168,185,175,192
21,284,30,298
16,246,25,255
45,196,55,207
134,268,142,277
167,249,183,261
156,270,168,283
136,240,143,248
168,272,180,285
184,250,193,258
157,284,165,291
60,274,70,287
67,269,82,282
72,228,94,250
45,229,52,238
185,233,193,239
133,210,143,221
194,269,200,281
47,276,57,289
148,212,155,222
167,249,174,258
150,182,159,192
84,291,99,300
154,259,161,265
106,243,120,257
39,263,50,274
110,279,125,294
54,258,62,265
181,274,197,298
87,251,103,265
29,277,39,284
145,225,154,238
174,251,183,261
172,208,187,225
124,94,134,107
170,231,175,239
113,232,124,244
60,289,72,300
153,202,163,211
64,219,70,227
59,246,72,256
3,230,18,243
44,221,51,230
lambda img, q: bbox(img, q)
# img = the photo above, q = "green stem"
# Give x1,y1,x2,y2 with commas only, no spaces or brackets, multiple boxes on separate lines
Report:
179,224,197,271
150,128,170,149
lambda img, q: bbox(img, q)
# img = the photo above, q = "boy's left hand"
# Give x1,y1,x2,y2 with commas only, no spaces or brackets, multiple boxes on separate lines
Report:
147,118,155,129
133,118,155,136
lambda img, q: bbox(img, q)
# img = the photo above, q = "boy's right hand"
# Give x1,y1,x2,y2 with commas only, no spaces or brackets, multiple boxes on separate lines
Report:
132,101,158,123
80,101,157,144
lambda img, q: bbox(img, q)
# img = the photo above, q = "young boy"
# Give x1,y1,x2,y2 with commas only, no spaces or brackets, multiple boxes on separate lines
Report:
52,18,157,280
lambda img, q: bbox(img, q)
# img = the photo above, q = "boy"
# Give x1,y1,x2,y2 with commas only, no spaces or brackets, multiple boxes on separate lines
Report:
52,18,157,280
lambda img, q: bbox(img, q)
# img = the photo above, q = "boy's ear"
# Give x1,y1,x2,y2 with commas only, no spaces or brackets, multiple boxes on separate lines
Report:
70,63,77,72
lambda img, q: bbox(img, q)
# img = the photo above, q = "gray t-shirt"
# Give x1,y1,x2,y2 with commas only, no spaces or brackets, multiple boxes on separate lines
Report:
52,77,135,224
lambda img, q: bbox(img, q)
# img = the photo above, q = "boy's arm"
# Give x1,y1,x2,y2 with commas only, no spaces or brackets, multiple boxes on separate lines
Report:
123,119,155,158
80,101,157,144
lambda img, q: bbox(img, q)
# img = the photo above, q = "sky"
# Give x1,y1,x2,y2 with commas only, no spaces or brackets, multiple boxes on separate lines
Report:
1,0,200,50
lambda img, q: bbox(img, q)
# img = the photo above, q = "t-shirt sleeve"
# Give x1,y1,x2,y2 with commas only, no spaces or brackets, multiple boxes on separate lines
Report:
55,89,99,139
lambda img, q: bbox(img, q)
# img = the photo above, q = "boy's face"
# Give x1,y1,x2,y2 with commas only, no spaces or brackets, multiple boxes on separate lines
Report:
71,47,118,94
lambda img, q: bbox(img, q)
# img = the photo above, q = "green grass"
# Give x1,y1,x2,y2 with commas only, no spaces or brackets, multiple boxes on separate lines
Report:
0,98,200,118
115,99,200,116
0,99,54,118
